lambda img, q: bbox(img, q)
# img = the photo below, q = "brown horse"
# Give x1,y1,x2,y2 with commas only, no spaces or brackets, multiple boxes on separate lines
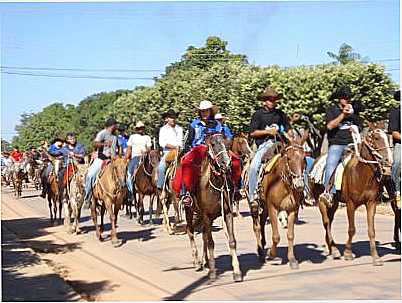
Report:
47,174,61,223
159,150,183,235
132,150,160,225
11,162,26,198
311,125,394,264
91,156,128,246
231,132,253,216
184,133,242,282
252,136,306,269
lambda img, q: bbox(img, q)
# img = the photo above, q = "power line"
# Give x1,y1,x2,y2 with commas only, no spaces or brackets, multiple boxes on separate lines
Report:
1,66,164,73
1,71,155,80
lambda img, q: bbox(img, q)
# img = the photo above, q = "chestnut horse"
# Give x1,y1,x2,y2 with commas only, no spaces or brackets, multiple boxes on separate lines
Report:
184,133,242,282
252,136,306,268
91,156,128,246
132,150,161,225
311,125,393,264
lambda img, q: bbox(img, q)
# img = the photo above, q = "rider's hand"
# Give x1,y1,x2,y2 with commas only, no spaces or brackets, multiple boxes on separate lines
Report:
266,127,278,136
342,104,353,115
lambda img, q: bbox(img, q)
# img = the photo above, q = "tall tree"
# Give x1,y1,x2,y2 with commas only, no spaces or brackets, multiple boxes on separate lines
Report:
327,43,368,65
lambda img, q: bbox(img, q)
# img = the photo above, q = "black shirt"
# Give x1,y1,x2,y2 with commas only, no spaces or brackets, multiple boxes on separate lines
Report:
249,107,290,147
326,105,361,146
388,106,401,145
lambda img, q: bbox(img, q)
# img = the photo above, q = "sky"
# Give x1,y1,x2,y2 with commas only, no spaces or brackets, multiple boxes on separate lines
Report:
0,0,400,141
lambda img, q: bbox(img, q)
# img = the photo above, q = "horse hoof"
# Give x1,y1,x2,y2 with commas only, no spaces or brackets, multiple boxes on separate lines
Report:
195,263,203,272
75,228,81,235
289,260,299,270
112,239,122,247
373,257,383,266
344,252,354,261
233,273,243,282
332,249,341,260
208,270,217,281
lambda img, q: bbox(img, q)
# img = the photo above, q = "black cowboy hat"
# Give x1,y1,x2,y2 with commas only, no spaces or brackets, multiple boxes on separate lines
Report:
105,117,118,127
118,123,127,132
332,86,352,100
394,90,400,101
257,87,283,101
164,109,179,119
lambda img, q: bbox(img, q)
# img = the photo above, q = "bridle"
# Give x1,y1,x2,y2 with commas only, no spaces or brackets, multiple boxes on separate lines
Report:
207,134,230,173
280,144,305,190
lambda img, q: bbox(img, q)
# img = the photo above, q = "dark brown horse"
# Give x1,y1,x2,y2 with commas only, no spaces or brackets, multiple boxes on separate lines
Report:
132,150,160,225
184,133,242,282
91,156,128,246
11,162,26,198
311,125,394,264
252,136,306,268
230,132,253,217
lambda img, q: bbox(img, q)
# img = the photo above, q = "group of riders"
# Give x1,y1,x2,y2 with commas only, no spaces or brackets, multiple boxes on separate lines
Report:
1,85,401,213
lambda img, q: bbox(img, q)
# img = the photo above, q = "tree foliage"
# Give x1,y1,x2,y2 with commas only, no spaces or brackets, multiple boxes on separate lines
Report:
11,37,398,151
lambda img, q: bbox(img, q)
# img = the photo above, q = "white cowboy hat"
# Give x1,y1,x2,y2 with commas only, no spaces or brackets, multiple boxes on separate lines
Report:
135,121,145,128
214,113,224,120
198,100,213,110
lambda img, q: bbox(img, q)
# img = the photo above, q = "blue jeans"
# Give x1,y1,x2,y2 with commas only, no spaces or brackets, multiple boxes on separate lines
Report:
324,144,348,194
304,156,315,195
248,140,275,201
84,158,103,201
127,156,141,196
392,143,401,193
157,153,167,190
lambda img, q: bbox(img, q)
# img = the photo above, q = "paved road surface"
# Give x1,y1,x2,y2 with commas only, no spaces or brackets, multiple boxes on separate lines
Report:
1,186,401,301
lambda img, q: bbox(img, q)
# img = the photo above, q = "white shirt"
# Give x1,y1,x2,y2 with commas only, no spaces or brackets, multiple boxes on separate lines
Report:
127,133,152,158
159,124,183,152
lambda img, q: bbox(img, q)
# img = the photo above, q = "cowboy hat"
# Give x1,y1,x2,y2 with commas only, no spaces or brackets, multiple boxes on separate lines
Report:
198,100,213,110
164,109,179,119
214,113,224,120
135,121,145,128
258,87,283,101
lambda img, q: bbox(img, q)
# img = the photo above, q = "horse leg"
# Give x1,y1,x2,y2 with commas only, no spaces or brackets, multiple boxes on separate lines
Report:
287,211,299,269
318,199,341,258
224,206,242,282
185,206,202,271
91,199,102,241
251,207,264,261
100,203,106,234
162,196,173,235
203,221,217,280
48,195,54,223
107,202,120,247
260,208,268,251
74,201,83,234
344,201,356,261
366,202,383,266
202,226,209,268
138,193,145,225
268,205,280,260
391,198,401,246
63,200,73,234
149,194,155,225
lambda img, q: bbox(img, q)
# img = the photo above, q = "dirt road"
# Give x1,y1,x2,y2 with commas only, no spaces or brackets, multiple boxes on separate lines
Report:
1,186,401,301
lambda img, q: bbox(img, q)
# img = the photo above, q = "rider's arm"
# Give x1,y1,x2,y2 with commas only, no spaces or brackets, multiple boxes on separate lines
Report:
392,131,401,141
125,146,132,160
183,125,194,152
326,107,348,130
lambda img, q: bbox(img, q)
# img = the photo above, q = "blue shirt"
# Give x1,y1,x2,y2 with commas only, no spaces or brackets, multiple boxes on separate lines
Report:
222,124,233,140
48,144,63,157
117,135,128,155
190,118,223,147
60,143,86,165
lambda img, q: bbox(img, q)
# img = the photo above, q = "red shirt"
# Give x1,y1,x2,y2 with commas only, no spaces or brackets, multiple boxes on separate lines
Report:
10,150,23,162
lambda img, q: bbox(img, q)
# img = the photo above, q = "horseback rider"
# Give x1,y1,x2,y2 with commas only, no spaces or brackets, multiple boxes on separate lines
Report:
215,113,233,141
319,85,362,206
389,90,401,208
156,109,183,192
125,121,152,200
117,123,129,157
10,146,23,163
40,138,64,198
173,100,241,206
248,86,291,211
84,117,119,208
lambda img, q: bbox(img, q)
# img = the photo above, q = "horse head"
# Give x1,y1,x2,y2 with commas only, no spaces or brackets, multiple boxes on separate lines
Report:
205,133,231,173
111,156,128,188
148,149,160,168
365,123,393,176
281,135,306,192
232,132,252,158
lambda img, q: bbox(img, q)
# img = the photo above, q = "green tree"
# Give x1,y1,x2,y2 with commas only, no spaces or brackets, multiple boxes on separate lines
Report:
327,43,369,65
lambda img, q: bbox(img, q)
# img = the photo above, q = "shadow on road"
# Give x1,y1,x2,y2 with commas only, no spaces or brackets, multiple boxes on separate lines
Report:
118,227,157,244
